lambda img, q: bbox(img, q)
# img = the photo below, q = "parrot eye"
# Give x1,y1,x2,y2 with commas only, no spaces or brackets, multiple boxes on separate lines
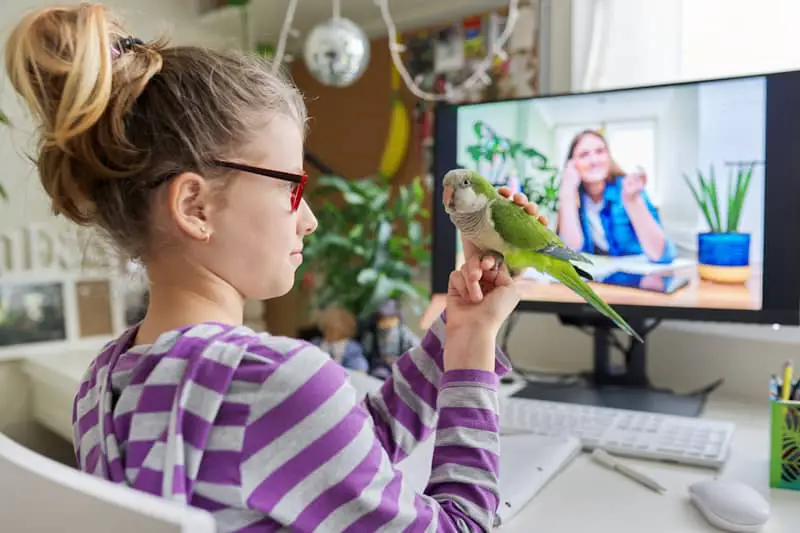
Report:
461,178,470,187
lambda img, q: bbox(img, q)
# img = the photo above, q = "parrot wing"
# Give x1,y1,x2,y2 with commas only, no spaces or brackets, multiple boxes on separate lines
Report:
489,198,593,264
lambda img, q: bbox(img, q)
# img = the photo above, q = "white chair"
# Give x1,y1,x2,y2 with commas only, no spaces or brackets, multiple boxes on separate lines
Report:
0,432,215,532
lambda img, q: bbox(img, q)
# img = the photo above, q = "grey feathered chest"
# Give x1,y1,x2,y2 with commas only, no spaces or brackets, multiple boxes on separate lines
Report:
448,201,508,253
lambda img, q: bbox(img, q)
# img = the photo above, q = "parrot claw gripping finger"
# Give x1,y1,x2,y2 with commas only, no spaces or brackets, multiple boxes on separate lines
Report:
479,250,506,272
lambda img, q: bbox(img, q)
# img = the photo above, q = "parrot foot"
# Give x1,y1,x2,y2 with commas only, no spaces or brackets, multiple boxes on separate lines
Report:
479,250,506,273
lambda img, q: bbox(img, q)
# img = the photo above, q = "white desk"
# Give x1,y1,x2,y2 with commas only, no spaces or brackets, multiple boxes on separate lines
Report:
22,355,800,533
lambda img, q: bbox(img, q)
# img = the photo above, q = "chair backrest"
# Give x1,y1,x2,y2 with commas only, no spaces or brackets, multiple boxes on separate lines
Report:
0,432,216,532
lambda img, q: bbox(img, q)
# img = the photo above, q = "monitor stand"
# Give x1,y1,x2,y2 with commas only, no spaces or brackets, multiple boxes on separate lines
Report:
509,314,721,418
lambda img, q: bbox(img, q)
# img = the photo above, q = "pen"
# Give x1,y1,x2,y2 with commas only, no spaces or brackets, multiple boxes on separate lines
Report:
770,375,779,400
591,448,666,494
781,361,793,401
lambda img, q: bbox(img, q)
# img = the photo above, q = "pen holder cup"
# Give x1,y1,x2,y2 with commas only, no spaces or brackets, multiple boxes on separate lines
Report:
769,399,800,491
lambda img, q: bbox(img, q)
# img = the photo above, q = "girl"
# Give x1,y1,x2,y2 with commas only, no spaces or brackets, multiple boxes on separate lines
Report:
5,4,545,532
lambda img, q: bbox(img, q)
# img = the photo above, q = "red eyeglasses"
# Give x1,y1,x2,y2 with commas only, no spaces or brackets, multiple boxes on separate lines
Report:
148,160,308,212
213,160,307,212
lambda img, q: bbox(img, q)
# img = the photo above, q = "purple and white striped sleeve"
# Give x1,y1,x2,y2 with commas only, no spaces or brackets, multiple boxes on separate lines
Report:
362,312,511,463
240,338,502,532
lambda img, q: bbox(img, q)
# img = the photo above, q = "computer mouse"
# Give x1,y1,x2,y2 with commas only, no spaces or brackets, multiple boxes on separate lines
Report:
688,479,770,532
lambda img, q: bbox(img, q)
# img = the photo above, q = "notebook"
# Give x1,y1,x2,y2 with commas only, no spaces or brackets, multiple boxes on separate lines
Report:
396,432,582,527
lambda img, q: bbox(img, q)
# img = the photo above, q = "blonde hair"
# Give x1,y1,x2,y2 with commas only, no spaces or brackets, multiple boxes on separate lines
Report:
4,2,306,259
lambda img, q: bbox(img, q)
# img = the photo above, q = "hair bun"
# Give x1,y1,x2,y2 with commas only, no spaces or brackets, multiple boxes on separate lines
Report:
4,4,162,224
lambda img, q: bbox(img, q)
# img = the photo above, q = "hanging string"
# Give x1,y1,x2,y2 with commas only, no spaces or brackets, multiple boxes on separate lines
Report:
271,0,300,74
374,0,520,102
333,0,341,21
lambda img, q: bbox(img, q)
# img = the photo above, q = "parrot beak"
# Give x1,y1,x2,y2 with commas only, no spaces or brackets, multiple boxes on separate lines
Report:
443,185,454,210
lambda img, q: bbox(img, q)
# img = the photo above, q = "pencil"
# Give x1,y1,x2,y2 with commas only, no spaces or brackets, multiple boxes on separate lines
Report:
781,361,793,401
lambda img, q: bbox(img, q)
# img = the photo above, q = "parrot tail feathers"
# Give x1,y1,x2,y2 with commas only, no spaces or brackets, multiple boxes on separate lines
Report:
556,267,644,343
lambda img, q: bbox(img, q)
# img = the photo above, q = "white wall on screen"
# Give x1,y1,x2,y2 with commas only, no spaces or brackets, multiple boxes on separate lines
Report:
695,77,766,264
520,103,554,174
655,87,699,252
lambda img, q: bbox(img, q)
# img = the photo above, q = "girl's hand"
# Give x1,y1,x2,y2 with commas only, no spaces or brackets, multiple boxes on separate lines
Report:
460,188,548,263
444,254,519,370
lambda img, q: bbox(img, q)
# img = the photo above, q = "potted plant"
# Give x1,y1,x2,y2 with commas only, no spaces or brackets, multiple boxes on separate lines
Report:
297,173,431,323
683,163,755,284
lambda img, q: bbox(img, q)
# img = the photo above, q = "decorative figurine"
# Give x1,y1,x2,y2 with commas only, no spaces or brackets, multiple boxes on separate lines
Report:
362,299,422,380
311,305,369,372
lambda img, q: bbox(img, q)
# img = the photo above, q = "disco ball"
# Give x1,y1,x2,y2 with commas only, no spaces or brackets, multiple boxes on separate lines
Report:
303,17,370,87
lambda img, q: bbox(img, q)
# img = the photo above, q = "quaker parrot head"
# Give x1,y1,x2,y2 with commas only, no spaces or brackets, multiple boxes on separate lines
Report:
442,169,496,215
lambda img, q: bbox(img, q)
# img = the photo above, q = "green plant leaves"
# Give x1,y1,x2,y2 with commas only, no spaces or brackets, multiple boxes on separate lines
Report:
683,163,755,233
781,406,800,484
727,165,753,232
298,173,432,320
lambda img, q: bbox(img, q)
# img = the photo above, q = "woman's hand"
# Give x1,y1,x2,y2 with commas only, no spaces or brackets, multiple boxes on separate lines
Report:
622,167,647,203
444,255,519,370
559,159,582,193
459,187,548,263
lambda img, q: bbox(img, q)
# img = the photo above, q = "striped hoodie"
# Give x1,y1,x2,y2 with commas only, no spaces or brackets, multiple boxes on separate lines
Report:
72,313,510,532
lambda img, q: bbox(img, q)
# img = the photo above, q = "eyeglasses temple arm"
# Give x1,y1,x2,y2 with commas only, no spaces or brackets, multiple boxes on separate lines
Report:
304,150,342,178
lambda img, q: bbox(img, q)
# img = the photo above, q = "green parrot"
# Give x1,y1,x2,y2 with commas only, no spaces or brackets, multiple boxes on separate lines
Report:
443,168,643,342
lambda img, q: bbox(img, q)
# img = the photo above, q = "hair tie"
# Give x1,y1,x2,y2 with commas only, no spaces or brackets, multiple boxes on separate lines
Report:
111,36,143,59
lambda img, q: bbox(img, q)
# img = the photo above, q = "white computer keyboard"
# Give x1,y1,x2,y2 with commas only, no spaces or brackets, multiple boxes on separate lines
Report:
500,397,736,469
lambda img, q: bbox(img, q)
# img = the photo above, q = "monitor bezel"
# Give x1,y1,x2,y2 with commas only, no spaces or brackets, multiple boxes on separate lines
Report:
432,70,800,326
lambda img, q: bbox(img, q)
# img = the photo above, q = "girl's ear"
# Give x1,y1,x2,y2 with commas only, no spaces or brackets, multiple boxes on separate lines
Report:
168,171,216,242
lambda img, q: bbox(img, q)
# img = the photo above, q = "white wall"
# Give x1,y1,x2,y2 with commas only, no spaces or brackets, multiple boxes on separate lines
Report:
680,0,800,81
0,0,233,454
570,0,682,91
695,78,766,262
656,87,698,250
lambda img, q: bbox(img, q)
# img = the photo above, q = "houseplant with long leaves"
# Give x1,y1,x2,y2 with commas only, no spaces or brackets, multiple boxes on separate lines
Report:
297,173,431,321
683,162,756,283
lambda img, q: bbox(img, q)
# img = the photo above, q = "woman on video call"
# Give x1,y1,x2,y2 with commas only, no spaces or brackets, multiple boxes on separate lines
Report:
557,129,676,264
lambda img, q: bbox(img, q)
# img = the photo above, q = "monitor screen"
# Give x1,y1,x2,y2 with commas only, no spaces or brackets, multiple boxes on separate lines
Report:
432,72,800,325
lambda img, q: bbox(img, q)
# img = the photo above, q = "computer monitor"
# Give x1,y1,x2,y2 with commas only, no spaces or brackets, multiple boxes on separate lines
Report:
432,71,800,416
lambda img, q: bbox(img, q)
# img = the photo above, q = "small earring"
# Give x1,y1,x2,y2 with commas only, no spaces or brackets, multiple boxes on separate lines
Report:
200,226,211,242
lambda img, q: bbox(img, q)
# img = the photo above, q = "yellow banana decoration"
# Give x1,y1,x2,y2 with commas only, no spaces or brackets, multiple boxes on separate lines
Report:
378,57,411,180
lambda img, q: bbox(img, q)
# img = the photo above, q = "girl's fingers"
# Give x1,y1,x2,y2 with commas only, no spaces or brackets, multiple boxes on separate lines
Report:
461,257,485,302
449,270,469,299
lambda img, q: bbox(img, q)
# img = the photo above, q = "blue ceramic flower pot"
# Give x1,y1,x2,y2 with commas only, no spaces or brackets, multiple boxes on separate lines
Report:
697,232,751,284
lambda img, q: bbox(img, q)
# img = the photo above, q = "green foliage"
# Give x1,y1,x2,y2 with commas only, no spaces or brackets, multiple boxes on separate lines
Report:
521,171,560,217
465,120,561,217
780,406,800,484
683,163,754,233
297,174,431,320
